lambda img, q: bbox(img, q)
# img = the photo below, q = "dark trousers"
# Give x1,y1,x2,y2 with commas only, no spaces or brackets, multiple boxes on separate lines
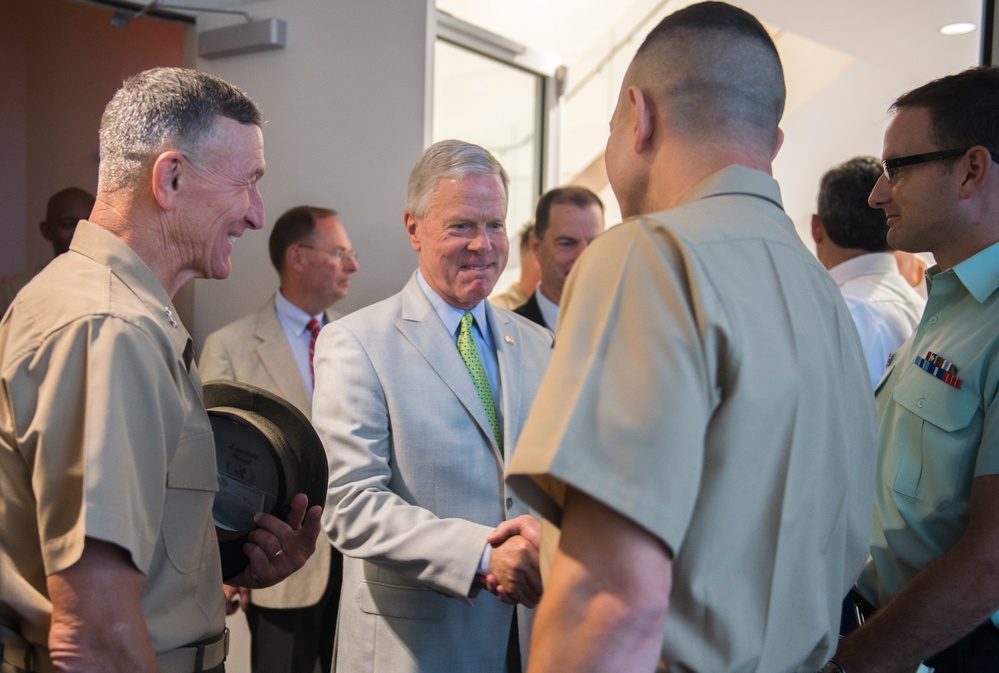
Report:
246,551,342,673
840,589,999,672
924,621,999,673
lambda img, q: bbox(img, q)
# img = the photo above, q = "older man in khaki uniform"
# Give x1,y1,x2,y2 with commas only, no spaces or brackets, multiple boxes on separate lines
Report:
0,68,320,673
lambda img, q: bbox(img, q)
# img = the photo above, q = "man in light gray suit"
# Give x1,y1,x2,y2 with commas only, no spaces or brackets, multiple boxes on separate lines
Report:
201,205,358,673
313,140,552,673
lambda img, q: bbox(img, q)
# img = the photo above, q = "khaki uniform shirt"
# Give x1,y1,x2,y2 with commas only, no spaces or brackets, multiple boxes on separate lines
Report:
858,240,999,607
489,282,528,311
0,264,45,318
0,220,224,653
508,166,878,673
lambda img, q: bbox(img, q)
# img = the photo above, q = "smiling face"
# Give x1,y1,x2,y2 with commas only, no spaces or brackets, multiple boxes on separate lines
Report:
178,116,266,280
405,173,508,310
868,106,963,266
534,202,605,305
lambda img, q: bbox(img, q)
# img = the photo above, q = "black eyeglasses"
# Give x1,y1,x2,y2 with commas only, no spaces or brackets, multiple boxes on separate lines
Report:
881,147,999,182
298,243,358,262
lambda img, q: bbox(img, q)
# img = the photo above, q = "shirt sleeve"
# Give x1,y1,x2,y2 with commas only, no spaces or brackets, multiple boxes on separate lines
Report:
22,316,181,576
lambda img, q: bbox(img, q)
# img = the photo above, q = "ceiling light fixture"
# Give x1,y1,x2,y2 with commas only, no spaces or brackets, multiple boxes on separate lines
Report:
939,22,976,36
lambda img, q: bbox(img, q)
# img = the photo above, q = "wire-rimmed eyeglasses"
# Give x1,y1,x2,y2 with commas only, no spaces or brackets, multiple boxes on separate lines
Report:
298,243,358,263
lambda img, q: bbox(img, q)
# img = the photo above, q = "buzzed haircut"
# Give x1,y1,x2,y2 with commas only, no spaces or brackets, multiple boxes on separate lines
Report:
534,187,604,240
99,67,261,194
818,157,889,252
269,205,338,273
633,1,785,149
892,66,999,155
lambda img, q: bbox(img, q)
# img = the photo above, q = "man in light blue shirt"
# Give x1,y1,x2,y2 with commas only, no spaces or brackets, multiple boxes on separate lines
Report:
833,67,999,673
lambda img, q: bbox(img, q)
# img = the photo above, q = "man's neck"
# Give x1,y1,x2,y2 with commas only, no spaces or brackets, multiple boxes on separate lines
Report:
821,246,871,272
538,282,560,307
280,285,330,317
639,148,774,216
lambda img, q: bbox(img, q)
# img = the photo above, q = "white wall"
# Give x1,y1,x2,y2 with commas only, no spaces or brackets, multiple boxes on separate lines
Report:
189,0,434,348
0,0,186,277
775,61,904,249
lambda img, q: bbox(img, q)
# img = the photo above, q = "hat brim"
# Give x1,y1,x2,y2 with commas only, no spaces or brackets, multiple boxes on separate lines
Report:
204,380,327,580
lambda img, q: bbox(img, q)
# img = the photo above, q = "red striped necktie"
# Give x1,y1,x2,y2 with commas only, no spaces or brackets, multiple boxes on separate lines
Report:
307,317,322,390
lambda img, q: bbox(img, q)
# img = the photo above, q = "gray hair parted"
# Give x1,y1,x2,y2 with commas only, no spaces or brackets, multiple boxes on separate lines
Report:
406,140,509,219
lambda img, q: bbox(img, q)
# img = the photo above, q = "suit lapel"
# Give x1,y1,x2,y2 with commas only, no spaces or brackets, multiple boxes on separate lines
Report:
488,304,522,466
393,276,500,456
255,301,311,415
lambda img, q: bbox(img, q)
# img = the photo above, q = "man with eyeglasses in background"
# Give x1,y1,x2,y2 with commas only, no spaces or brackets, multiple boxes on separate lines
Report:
830,66,999,673
201,205,358,673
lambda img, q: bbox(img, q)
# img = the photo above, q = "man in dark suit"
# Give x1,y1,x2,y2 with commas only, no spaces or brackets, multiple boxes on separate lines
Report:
514,186,603,331
201,205,358,673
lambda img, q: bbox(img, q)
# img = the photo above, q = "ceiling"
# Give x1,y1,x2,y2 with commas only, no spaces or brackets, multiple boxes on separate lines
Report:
436,0,983,82
435,0,983,231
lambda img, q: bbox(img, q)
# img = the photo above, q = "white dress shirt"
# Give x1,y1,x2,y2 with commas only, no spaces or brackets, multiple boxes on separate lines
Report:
829,252,925,387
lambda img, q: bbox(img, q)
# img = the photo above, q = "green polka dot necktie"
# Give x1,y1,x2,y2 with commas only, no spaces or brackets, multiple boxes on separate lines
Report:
457,311,502,453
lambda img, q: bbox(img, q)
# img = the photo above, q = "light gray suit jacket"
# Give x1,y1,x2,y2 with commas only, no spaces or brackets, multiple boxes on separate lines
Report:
313,273,553,673
199,296,337,610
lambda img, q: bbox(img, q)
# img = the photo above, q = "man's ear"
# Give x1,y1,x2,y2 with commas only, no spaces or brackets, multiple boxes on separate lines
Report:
958,145,992,199
151,151,185,210
529,230,540,256
810,213,825,244
631,86,655,154
39,219,54,243
404,211,421,252
285,244,305,272
772,127,785,160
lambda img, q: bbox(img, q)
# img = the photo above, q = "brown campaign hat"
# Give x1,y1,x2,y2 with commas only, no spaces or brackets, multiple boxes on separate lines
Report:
203,380,327,580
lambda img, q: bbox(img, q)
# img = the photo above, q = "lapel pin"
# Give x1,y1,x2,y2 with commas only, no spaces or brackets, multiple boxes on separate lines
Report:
504,335,515,346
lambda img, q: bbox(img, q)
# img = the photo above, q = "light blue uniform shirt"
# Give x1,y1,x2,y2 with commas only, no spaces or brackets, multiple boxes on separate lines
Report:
858,240,999,609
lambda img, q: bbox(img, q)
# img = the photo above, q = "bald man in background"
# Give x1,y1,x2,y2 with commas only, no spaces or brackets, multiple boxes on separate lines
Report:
0,187,95,316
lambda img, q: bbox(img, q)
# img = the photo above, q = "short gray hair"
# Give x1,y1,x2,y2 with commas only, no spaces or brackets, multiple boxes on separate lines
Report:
406,140,509,218
98,67,261,194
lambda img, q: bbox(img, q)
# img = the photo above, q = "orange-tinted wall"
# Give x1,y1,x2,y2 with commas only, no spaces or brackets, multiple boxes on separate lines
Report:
0,0,186,275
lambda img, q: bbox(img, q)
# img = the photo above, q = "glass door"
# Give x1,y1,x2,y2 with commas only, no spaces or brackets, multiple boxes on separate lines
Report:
433,11,564,281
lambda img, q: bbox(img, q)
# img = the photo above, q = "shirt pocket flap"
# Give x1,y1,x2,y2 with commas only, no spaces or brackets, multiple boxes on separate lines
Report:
893,369,978,432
